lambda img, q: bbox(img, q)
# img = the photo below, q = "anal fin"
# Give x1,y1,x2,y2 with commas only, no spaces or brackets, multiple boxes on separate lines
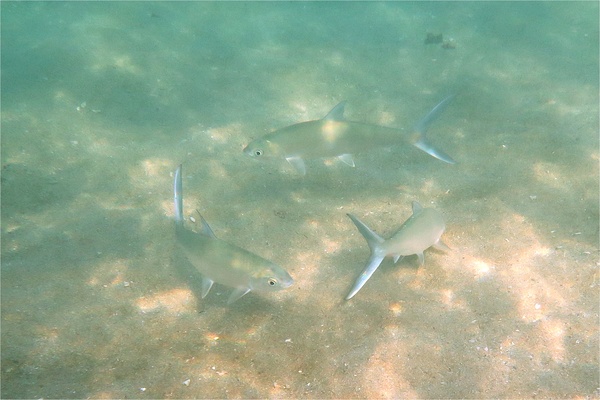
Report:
286,156,306,175
433,239,450,252
201,277,214,298
228,287,251,304
393,255,404,264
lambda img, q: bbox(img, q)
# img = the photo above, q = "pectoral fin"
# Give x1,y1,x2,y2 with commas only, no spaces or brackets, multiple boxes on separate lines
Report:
393,255,404,264
201,277,214,298
417,252,425,266
228,287,251,304
338,153,355,167
433,239,450,252
286,156,306,175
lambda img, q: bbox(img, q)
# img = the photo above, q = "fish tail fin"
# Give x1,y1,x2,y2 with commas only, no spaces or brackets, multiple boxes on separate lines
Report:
346,213,386,300
412,94,456,164
174,164,184,229
345,253,385,300
347,213,385,254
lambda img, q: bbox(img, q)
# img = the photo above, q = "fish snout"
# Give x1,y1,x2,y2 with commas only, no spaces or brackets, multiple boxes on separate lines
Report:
243,144,263,158
277,271,294,289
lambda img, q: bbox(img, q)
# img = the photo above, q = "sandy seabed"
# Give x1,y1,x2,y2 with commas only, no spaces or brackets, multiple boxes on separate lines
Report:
2,2,598,399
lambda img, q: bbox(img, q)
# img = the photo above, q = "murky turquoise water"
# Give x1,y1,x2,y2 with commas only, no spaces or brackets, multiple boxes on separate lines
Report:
2,2,598,398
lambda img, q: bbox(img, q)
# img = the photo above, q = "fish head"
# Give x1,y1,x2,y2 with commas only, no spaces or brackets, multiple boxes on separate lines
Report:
243,138,284,160
250,263,294,292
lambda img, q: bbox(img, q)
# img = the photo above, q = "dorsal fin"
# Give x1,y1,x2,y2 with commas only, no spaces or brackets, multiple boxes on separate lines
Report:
323,101,346,121
195,211,217,239
412,201,423,215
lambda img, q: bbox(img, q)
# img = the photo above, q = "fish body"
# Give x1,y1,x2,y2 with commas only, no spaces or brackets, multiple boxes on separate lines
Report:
345,201,449,300
243,96,456,175
173,165,293,303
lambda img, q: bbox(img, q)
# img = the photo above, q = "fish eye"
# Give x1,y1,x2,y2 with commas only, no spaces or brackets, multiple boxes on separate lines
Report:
254,149,263,156
268,278,277,286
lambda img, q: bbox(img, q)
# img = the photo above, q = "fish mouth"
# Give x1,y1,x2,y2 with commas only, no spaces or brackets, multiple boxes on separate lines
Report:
243,146,257,158
281,278,294,289
278,273,294,289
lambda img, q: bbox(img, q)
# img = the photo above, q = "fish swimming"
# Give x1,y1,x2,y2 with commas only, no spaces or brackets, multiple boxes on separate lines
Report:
345,201,449,300
243,95,456,175
173,164,293,303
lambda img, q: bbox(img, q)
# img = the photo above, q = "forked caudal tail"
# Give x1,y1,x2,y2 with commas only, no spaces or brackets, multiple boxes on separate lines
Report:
347,213,384,253
412,94,456,164
345,213,386,300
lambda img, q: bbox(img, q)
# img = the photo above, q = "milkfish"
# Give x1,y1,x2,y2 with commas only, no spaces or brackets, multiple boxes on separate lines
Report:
345,201,449,300
173,164,293,303
243,95,456,175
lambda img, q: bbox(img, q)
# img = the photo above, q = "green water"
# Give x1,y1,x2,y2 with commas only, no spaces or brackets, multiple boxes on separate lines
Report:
2,2,598,398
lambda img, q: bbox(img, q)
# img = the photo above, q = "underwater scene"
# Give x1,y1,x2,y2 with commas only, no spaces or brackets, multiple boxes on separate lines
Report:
1,2,598,398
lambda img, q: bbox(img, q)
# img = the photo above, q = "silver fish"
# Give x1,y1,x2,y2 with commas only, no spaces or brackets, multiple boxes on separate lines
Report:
345,201,449,300
244,95,456,175
173,165,293,303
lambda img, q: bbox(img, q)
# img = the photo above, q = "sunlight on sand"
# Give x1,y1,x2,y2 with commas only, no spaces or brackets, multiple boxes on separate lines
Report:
388,301,404,315
86,259,130,287
205,123,243,144
361,337,419,398
79,12,142,76
88,44,142,75
376,110,397,126
290,250,325,303
2,3,597,399
547,96,587,117
161,194,200,221
533,162,568,189
141,158,171,177
161,199,176,219
439,288,468,310
135,288,195,315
